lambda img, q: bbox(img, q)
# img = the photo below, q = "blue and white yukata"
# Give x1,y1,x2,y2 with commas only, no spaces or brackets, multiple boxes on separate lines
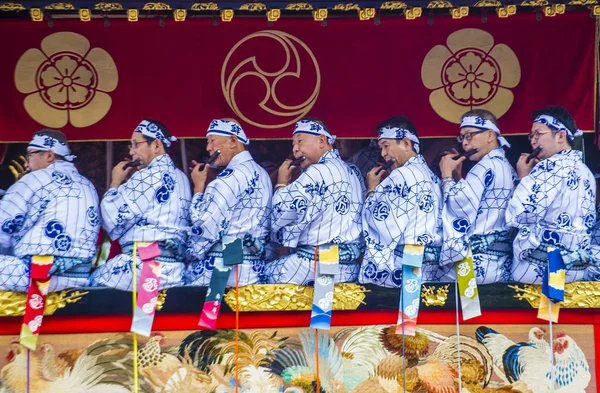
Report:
263,149,364,285
0,161,100,292
507,150,597,283
359,154,443,287
185,150,272,287
90,154,191,290
437,148,517,284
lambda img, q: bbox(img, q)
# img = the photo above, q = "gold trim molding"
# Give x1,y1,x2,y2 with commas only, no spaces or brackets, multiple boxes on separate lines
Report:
224,283,367,311
421,284,449,306
94,2,124,11
285,2,314,10
520,0,549,6
0,2,25,11
44,2,75,10
0,290,88,317
142,2,171,10
333,3,360,11
381,1,408,9
427,0,453,8
191,2,219,10
474,0,501,5
239,2,266,11
511,282,600,308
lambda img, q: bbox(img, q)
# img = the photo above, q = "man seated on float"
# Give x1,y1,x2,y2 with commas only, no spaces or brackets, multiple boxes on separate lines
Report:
507,106,596,283
359,116,443,287
263,117,364,285
90,120,191,290
184,120,272,286
0,129,100,292
436,109,517,284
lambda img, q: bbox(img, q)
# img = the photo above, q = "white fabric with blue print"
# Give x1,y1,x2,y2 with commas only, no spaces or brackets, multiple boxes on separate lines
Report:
460,116,511,148
0,160,99,292
184,150,272,287
293,120,337,145
437,148,517,284
533,115,584,141
263,148,364,285
90,154,191,290
359,154,443,288
507,149,597,283
377,127,421,153
28,133,77,161
135,120,177,147
207,119,250,145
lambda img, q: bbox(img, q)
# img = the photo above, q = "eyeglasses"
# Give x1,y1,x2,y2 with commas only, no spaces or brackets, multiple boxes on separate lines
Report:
528,131,551,142
25,150,45,160
457,129,487,143
128,140,150,150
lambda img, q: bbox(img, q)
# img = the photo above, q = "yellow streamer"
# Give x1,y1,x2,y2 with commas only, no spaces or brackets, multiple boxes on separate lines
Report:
132,242,138,393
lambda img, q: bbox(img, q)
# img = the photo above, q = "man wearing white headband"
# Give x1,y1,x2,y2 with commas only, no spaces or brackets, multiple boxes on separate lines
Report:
436,109,517,284
90,119,191,290
185,119,272,287
0,129,100,292
263,117,364,284
507,106,597,283
360,116,443,287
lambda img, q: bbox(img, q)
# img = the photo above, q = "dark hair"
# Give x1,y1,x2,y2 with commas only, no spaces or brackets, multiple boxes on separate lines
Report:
34,129,68,160
142,119,172,153
374,115,419,153
531,106,577,147
461,109,499,127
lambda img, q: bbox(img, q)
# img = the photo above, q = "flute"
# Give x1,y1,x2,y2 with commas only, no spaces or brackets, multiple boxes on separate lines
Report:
123,160,142,170
288,156,306,168
452,148,479,161
375,158,396,175
526,146,543,164
204,150,221,166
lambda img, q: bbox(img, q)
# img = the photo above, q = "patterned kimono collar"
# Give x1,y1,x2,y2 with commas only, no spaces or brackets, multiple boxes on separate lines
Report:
317,148,341,164
147,154,174,170
554,149,582,162
47,160,75,170
227,150,253,169
486,148,506,159
403,154,426,168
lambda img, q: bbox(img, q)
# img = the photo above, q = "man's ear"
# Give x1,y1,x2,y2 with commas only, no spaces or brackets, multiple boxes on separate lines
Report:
46,149,56,163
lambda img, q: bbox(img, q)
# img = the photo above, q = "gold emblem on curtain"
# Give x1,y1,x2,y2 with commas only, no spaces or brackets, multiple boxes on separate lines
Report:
421,28,520,123
222,30,320,129
14,32,118,128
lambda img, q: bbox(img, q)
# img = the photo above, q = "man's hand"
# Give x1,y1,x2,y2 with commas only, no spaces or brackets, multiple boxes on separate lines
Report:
516,153,538,180
190,160,209,194
110,160,135,189
439,148,465,180
277,159,294,186
366,166,387,191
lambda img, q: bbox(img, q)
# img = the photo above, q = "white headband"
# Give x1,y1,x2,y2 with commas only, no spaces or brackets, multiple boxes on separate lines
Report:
134,120,177,147
28,134,76,161
460,116,511,148
207,119,249,145
533,115,583,141
293,120,337,145
377,126,420,153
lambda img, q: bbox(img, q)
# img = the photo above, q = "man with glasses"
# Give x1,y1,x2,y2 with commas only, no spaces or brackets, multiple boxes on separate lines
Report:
0,129,99,291
90,119,192,290
435,109,517,284
507,106,596,283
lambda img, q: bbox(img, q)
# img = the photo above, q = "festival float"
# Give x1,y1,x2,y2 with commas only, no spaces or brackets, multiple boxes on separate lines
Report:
0,1,599,392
